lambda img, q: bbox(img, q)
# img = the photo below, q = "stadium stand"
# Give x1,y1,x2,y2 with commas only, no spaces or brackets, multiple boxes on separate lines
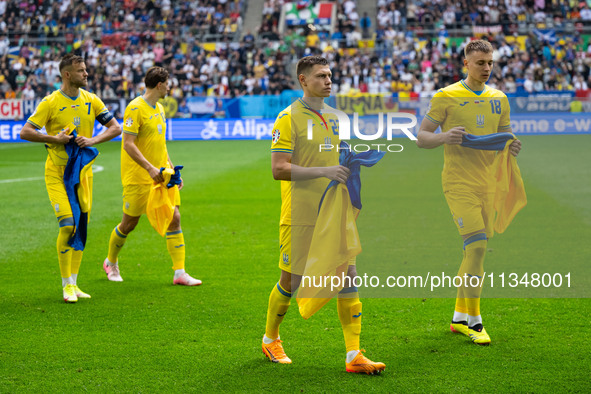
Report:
1,0,591,110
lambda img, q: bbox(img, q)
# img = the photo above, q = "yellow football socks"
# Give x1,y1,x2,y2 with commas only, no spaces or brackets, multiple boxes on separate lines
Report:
456,233,487,317
56,219,74,279
265,282,292,340
454,249,467,315
107,225,128,263
337,287,362,352
166,230,185,270
70,250,83,275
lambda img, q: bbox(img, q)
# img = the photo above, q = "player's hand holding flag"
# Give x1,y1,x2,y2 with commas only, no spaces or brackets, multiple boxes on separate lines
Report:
146,166,184,236
297,142,385,319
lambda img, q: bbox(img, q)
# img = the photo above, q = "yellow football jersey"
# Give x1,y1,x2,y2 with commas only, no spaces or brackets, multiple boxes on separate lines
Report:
121,96,169,186
425,80,511,192
27,89,111,168
271,98,341,226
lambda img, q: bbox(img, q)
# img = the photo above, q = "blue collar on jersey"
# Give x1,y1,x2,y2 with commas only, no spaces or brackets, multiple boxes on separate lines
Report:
141,96,157,109
298,98,328,130
461,80,486,96
59,89,80,101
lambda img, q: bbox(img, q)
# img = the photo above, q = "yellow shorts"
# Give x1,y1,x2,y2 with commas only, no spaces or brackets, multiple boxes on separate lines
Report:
45,162,93,220
278,225,355,275
123,183,181,217
444,189,494,238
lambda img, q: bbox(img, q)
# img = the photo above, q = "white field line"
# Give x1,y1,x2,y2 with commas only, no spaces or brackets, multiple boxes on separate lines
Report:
0,165,104,184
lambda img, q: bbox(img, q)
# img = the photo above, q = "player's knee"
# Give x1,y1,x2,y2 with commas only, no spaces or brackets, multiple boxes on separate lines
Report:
120,216,140,234
168,209,181,231
58,225,74,239
280,271,301,293
57,217,75,246
463,232,487,258
346,265,358,280
119,222,135,234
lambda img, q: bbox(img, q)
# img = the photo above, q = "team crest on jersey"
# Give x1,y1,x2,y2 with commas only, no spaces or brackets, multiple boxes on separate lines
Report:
73,117,80,126
55,203,60,212
125,118,133,127
157,124,163,134
272,129,280,144
458,217,464,228
476,115,485,128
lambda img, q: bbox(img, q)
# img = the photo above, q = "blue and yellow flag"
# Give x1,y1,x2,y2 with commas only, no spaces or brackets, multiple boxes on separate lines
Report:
297,142,385,319
492,140,526,234
146,166,183,237
461,132,527,235
63,127,99,251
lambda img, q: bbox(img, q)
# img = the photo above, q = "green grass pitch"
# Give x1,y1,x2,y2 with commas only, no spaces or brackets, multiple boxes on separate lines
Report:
1,135,590,392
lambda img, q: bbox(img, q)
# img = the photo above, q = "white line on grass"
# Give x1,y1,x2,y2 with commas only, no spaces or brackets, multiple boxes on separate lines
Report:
0,165,104,184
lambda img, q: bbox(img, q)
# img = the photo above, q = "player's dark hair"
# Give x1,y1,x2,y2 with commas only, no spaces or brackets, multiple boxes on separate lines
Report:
145,67,169,89
59,53,84,73
296,56,329,78
464,40,494,57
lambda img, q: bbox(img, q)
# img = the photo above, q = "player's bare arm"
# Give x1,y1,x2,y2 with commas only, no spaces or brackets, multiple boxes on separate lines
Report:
272,151,350,183
75,118,121,148
417,117,466,148
123,132,164,183
20,123,73,144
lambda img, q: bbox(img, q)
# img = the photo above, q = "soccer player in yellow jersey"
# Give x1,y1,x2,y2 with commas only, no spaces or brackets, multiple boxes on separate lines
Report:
262,56,385,374
20,53,121,303
102,66,201,286
417,40,522,345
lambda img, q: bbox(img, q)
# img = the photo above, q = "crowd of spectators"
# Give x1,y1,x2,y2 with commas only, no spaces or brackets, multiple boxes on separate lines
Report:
1,0,591,103
376,1,591,32
318,29,591,95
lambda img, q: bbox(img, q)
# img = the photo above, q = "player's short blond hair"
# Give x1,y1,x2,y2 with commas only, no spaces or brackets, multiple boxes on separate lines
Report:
464,40,494,57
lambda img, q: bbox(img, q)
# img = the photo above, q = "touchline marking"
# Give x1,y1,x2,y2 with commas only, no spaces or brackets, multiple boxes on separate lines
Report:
0,165,104,184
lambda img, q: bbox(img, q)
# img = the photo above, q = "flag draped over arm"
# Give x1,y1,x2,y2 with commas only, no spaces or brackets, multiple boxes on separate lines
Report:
146,165,183,237
297,142,385,319
461,132,527,235
63,130,99,251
